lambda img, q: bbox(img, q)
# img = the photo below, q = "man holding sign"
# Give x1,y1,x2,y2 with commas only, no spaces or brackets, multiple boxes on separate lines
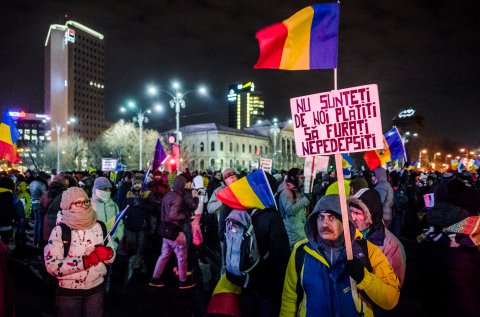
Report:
280,194,400,316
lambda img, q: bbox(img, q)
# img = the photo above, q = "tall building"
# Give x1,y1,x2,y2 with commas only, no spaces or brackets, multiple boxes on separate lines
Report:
44,20,105,142
227,82,265,129
9,110,51,169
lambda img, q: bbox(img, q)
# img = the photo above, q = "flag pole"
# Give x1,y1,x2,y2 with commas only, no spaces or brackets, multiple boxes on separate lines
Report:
333,68,354,260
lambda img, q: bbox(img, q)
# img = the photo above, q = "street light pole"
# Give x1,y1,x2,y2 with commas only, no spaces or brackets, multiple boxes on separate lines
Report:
132,109,149,171
272,118,279,169
169,93,186,145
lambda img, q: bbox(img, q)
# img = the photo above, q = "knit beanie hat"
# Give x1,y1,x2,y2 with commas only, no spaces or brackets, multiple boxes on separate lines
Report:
222,168,237,180
352,188,383,229
60,187,89,211
93,177,112,192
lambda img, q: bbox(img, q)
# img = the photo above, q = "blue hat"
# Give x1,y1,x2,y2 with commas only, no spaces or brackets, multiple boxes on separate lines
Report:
93,177,112,191
343,168,351,179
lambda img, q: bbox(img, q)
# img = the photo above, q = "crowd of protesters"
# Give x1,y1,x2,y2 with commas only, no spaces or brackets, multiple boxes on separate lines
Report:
0,162,479,316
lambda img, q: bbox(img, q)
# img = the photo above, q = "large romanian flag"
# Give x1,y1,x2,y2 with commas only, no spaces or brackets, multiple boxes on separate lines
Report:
216,169,276,210
0,110,21,164
254,3,339,70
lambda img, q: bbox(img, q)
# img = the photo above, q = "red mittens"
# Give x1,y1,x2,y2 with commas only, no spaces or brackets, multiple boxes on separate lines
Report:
94,245,114,262
83,251,100,269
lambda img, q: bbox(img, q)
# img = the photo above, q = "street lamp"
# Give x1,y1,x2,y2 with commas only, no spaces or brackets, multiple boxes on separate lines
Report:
418,149,427,168
120,101,157,171
148,82,207,145
271,118,280,169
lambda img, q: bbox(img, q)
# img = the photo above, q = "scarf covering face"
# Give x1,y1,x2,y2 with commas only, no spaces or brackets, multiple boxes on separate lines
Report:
61,206,97,230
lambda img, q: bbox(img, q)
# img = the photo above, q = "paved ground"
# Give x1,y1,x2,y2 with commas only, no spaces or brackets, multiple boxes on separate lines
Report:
7,238,480,317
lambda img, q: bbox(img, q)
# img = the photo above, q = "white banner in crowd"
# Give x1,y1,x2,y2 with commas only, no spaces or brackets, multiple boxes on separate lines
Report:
101,158,118,172
290,84,384,157
259,158,273,174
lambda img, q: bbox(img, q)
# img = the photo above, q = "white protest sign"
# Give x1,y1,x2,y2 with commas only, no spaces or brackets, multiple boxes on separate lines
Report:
259,158,272,174
290,84,383,157
101,158,118,172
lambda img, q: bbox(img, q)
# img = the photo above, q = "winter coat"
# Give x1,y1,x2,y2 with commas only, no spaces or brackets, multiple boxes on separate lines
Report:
160,176,187,226
44,222,115,290
278,188,310,248
123,189,154,232
348,194,406,287
0,188,15,231
373,167,394,222
16,181,31,218
207,183,226,215
29,179,47,201
92,193,124,251
245,207,290,296
280,200,400,317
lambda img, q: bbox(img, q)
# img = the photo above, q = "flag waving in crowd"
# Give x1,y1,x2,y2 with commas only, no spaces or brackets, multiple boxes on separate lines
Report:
254,2,339,70
0,110,21,163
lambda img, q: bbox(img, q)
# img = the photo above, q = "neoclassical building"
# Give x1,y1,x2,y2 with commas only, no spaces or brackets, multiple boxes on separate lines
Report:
175,121,303,172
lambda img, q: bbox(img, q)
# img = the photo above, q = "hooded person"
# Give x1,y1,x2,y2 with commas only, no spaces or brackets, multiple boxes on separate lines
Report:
44,187,115,317
348,188,406,287
91,177,123,250
372,167,394,229
280,194,400,317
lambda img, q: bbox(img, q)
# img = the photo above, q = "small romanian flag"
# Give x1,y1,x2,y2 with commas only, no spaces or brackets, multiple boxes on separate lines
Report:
216,169,276,210
254,3,339,70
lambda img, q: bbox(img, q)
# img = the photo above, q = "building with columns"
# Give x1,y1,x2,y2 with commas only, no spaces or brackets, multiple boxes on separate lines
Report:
173,121,303,172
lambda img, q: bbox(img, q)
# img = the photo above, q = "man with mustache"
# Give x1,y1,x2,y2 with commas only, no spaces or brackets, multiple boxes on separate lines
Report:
280,194,400,317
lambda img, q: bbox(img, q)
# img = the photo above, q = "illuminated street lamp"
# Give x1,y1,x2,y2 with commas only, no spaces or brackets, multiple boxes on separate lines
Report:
120,100,160,171
271,118,280,168
147,82,207,145
418,149,427,168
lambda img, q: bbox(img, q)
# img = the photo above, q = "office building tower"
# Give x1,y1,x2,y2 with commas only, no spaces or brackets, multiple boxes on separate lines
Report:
227,82,265,129
45,20,105,142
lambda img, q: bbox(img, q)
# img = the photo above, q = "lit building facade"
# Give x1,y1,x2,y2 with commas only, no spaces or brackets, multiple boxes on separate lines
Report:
227,82,265,130
169,122,303,173
44,20,105,142
9,111,51,168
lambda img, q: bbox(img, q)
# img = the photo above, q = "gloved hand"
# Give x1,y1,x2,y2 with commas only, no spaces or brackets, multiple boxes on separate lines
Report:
304,193,313,202
94,245,114,262
83,250,100,269
345,258,366,283
192,214,203,246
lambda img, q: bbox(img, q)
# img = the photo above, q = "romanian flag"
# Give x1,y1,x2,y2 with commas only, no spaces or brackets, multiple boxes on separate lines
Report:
254,3,339,70
206,274,241,316
0,110,21,164
363,136,391,171
216,169,275,210
384,126,406,161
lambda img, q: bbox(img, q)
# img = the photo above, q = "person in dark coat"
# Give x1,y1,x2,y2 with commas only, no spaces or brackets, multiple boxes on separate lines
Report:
41,175,67,243
0,177,16,245
238,173,290,317
150,175,196,289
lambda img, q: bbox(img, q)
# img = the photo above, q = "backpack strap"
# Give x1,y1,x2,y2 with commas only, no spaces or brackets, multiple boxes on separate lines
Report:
59,223,71,259
59,220,109,258
295,242,307,311
97,220,108,245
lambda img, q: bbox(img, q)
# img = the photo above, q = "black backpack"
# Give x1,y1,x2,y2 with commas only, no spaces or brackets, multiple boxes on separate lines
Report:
59,221,108,258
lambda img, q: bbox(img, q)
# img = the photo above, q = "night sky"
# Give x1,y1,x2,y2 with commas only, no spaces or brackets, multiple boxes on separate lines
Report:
0,0,479,147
